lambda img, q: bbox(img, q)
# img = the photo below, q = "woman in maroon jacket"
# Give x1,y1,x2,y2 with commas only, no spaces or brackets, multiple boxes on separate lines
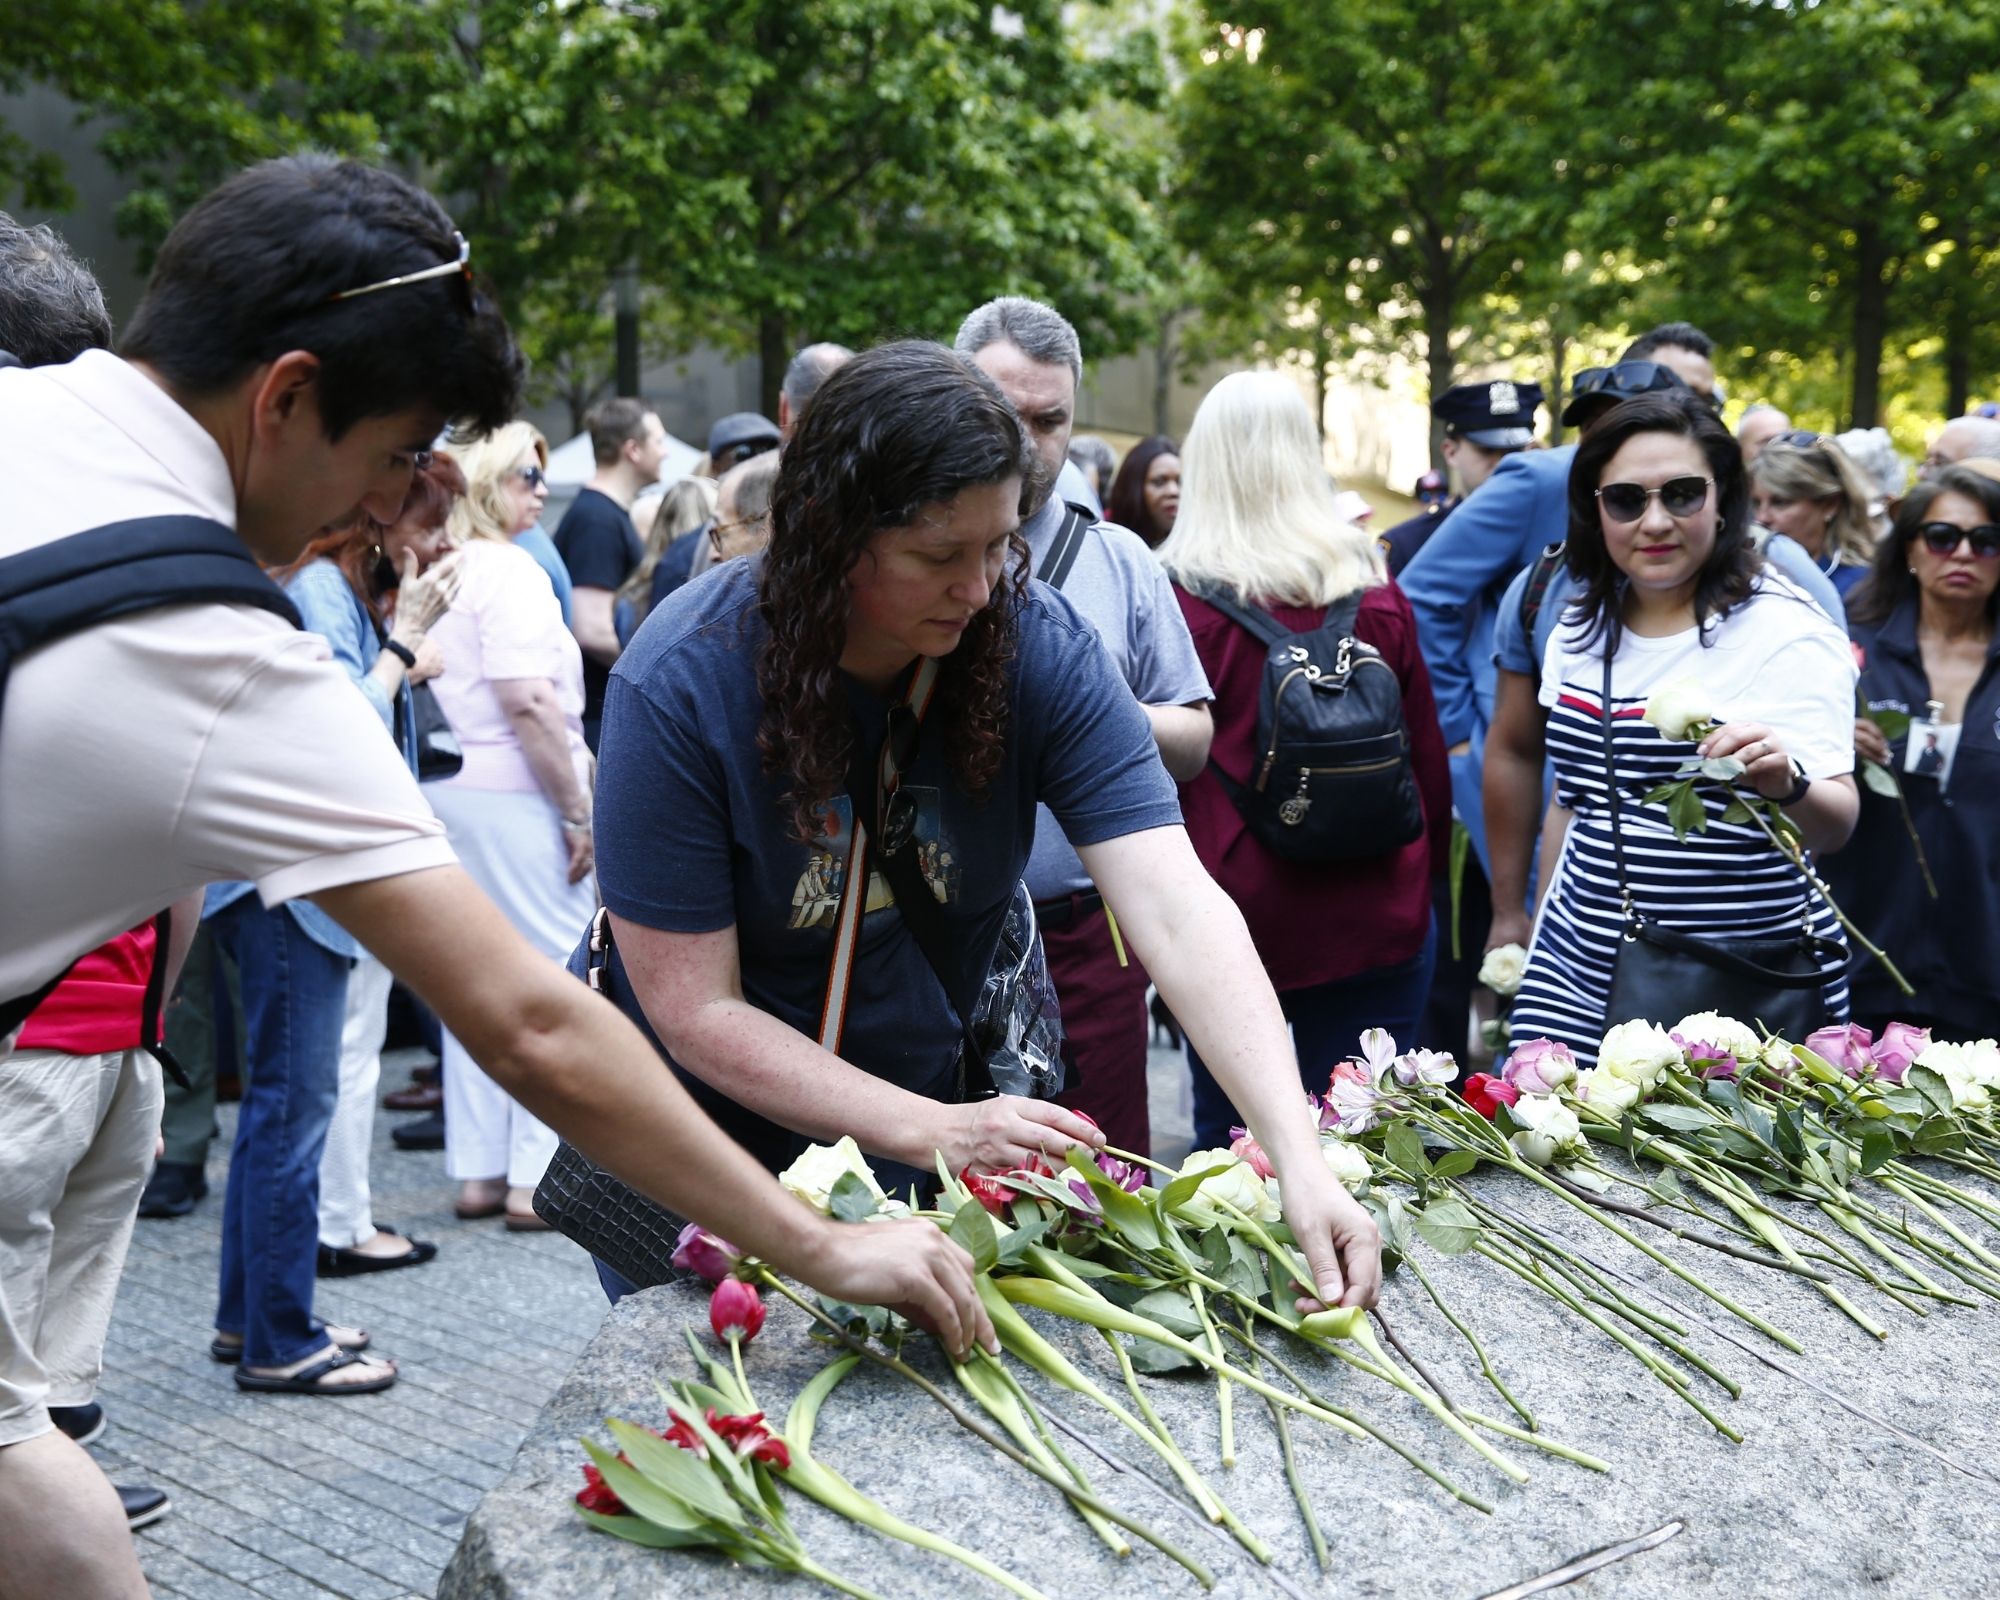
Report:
1161,372,1450,1149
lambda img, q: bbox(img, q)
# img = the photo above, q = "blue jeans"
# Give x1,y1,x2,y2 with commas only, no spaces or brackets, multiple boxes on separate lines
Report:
1189,920,1438,1152
595,1257,641,1306
208,897,351,1367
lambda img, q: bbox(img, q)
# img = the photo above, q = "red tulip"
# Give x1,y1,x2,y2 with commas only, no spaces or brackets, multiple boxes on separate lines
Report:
712,1410,793,1471
575,1461,629,1515
1463,1072,1520,1119
710,1278,765,1345
959,1167,1018,1215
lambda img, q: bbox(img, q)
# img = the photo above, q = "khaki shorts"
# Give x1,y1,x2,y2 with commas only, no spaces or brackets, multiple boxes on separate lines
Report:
0,1048,161,1447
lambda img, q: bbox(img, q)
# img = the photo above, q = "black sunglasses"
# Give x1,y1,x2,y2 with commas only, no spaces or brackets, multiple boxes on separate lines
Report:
1913,521,2000,559
515,464,547,490
1595,476,1713,523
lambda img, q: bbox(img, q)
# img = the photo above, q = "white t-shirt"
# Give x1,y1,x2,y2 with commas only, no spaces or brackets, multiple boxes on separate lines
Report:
0,351,455,1007
1539,573,1858,779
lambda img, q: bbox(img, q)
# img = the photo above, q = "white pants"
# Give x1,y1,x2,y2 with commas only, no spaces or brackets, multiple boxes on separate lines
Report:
317,953,394,1248
0,1049,162,1445
426,782,596,1189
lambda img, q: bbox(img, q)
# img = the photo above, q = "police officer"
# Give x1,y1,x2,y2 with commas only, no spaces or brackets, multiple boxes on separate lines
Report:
1380,379,1544,577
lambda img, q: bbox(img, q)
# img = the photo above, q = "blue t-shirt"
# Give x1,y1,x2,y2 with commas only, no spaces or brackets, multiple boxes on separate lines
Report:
587,558,1183,1170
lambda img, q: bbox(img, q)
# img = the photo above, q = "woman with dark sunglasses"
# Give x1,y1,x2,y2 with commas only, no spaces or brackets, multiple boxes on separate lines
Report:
424,420,598,1229
1825,463,2000,1040
1486,392,1860,1062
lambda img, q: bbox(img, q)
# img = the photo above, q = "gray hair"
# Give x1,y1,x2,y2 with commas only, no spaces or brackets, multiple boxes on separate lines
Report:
780,342,855,412
1067,434,1117,489
1939,415,2000,459
0,213,112,366
953,296,1082,389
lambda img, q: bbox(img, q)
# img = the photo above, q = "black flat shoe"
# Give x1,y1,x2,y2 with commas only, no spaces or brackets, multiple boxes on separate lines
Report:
316,1236,438,1278
50,1402,106,1447
120,1485,170,1530
391,1111,444,1151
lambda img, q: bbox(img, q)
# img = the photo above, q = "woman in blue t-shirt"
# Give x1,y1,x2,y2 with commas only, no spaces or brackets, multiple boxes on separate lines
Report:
589,341,1381,1311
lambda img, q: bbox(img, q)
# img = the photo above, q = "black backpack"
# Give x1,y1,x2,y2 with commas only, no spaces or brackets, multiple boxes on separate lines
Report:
0,514,301,1037
1199,589,1424,864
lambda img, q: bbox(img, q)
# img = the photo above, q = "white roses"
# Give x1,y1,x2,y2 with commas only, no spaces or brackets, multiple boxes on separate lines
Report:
1509,1093,1585,1167
1477,943,1529,997
1913,1039,2000,1111
1598,1019,1684,1093
1319,1139,1372,1192
1641,678,1715,743
1180,1149,1283,1222
1572,1068,1643,1118
778,1136,887,1215
1672,1011,1762,1061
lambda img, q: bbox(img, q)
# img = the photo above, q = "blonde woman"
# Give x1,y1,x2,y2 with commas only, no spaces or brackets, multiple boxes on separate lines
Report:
426,421,595,1229
1159,371,1450,1149
617,475,719,643
1749,433,1878,599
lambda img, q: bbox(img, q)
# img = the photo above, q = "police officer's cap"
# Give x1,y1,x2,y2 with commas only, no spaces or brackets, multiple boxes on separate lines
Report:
1434,380,1544,450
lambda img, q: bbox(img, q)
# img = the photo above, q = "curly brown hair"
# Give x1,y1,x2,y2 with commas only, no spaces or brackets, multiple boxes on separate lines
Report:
757,341,1034,844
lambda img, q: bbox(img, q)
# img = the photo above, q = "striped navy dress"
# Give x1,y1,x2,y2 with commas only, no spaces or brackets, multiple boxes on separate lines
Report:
1510,596,1852,1063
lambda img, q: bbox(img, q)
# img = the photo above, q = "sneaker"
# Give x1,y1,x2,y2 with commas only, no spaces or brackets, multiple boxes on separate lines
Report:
119,1485,170,1530
49,1402,106,1447
137,1160,208,1219
391,1110,444,1151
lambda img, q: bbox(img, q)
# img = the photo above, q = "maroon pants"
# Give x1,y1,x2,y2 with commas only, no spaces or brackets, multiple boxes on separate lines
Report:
1043,895,1152,1156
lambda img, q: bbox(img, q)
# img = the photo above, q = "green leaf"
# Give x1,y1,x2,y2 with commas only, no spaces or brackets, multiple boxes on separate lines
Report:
1641,1104,1718,1132
1158,1167,1213,1210
828,1170,880,1224
1411,1197,1480,1255
1384,1123,1432,1179
1430,1149,1480,1179
1858,1127,1897,1174
1719,798,1757,825
1128,1288,1205,1340
1067,1148,1160,1249
994,1218,1048,1268
1860,761,1900,798
1699,755,1746,782
1647,1169,1686,1205
1905,1066,1955,1117
1668,782,1707,841
947,1202,999,1275
1126,1336,1200,1374
1912,1118,1964,1158
606,1421,741,1527
1867,707,1911,740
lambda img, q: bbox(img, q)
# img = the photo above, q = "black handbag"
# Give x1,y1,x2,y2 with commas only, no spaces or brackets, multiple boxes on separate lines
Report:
1596,654,1841,1038
409,682,462,782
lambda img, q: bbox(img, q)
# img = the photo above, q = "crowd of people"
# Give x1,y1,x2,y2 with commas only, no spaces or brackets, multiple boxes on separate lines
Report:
1,159,1996,1600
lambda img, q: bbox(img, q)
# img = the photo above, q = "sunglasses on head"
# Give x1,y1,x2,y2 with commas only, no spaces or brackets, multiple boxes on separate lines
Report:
1595,476,1713,523
1912,521,2000,559
329,231,475,312
1774,430,1832,452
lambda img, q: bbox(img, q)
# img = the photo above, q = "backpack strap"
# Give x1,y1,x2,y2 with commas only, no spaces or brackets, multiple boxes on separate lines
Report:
1189,586,1293,647
1037,504,1093,592
0,515,301,1033
1516,541,1567,651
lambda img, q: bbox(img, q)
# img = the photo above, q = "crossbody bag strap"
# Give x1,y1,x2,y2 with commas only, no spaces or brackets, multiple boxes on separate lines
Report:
138,907,193,1090
1598,650,1636,921
1037,505,1092,592
817,657,944,1057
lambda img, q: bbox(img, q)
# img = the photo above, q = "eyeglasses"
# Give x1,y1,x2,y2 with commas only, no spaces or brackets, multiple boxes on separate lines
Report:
515,464,547,490
707,514,769,557
1912,521,2000,559
329,231,474,305
1595,476,1714,523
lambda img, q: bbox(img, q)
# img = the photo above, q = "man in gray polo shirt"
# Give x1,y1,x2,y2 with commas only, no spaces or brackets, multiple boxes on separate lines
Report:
955,298,1212,1153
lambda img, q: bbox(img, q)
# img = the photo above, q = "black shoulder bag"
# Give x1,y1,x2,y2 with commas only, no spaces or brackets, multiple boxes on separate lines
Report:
1597,652,1841,1038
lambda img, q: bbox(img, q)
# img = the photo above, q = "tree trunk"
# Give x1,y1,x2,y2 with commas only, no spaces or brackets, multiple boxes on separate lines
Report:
1547,323,1569,449
1943,269,1972,420
759,310,787,421
1152,308,1178,437
1848,221,1890,429
1423,283,1456,469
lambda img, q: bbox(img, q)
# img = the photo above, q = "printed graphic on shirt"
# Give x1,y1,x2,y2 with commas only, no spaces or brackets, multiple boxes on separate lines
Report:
786,790,959,930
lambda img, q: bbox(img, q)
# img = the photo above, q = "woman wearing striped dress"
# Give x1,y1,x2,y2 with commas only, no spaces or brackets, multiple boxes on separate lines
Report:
1485,392,1860,1063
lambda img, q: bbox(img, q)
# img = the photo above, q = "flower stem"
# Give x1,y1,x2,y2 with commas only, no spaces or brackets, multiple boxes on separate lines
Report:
761,1274,1216,1589
1188,1281,1233,1467
1402,1251,1536,1431
1240,1326,1328,1571
1461,1411,1609,1472
1737,800,1914,996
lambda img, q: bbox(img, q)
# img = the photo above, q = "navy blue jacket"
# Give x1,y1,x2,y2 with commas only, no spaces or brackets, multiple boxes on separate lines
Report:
1824,594,2000,1034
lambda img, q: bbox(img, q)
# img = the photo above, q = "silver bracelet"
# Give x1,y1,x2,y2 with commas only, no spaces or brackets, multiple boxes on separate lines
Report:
560,814,592,835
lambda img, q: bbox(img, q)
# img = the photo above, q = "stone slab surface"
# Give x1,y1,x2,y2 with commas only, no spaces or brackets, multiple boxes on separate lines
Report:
443,1162,2000,1600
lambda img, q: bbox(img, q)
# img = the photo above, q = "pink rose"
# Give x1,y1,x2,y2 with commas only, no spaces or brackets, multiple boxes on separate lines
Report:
1869,1022,1931,1085
1805,1023,1874,1079
1229,1132,1275,1180
1502,1038,1577,1096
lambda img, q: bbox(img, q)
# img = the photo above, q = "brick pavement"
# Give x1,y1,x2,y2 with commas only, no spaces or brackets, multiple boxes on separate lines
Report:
98,1040,1195,1599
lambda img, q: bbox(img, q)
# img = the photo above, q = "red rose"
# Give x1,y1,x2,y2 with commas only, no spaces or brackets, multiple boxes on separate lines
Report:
1463,1072,1520,1119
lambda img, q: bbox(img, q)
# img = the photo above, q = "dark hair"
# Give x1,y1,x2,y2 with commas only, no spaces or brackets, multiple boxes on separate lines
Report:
1621,321,1714,363
585,397,655,464
1107,434,1181,548
1563,390,1758,654
0,213,112,365
272,450,468,607
119,156,521,439
758,341,1034,844
1847,466,2000,628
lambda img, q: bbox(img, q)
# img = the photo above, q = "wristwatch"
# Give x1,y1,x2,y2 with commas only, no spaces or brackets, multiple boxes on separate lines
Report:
382,638,417,669
1778,758,1812,807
